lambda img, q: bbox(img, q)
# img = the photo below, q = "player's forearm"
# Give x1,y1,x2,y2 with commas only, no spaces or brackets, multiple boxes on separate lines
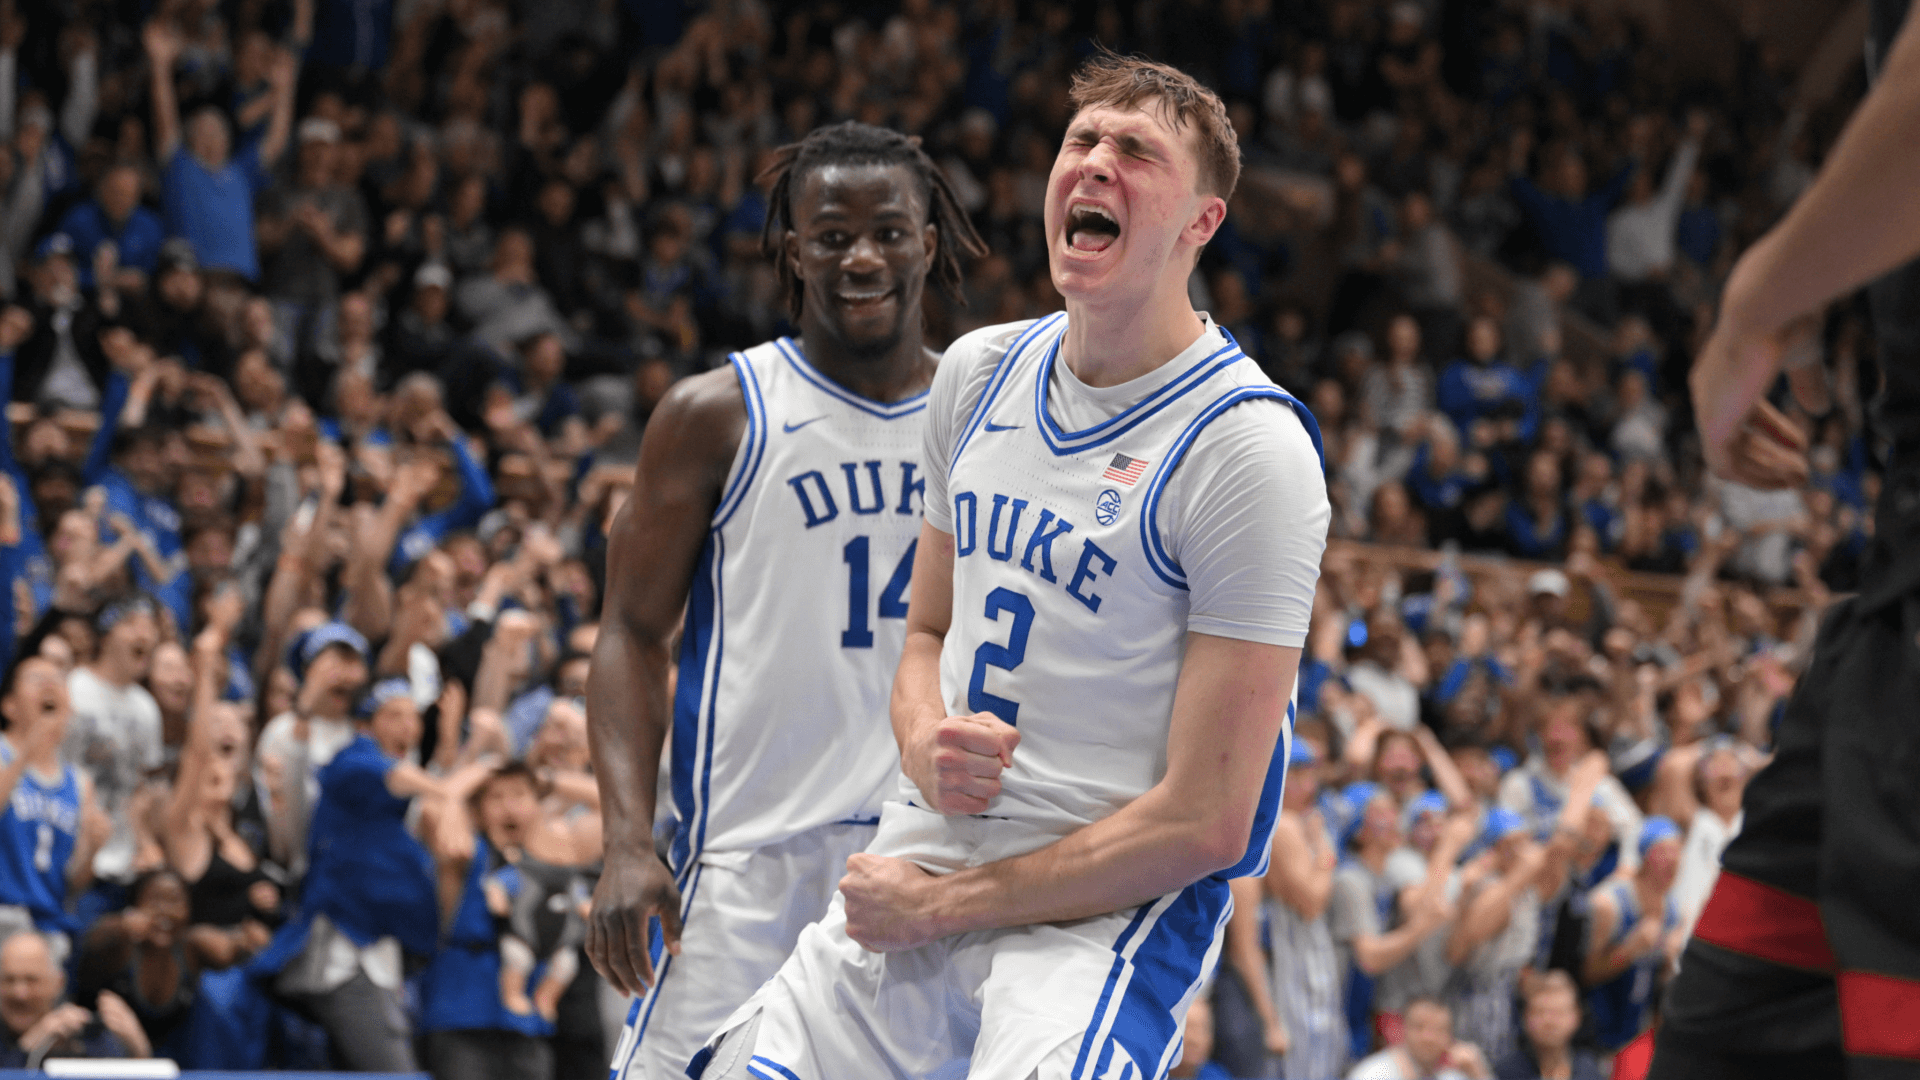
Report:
587,621,671,853
1720,17,1920,335
889,628,946,763
917,781,1252,937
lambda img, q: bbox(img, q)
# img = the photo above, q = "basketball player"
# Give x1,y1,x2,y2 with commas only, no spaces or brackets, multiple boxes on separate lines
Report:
587,122,986,1080
1649,3,1920,1078
691,54,1329,1080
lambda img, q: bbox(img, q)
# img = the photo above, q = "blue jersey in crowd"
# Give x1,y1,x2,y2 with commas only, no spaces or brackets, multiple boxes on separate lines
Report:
423,835,553,1038
83,372,192,632
0,741,82,935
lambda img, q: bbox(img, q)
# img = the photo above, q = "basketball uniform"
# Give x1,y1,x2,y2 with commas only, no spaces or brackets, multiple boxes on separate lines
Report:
0,738,81,937
696,315,1328,1080
609,338,927,1080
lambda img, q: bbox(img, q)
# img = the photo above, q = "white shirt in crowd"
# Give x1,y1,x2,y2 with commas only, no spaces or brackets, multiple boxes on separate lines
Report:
1348,1046,1470,1080
63,666,163,882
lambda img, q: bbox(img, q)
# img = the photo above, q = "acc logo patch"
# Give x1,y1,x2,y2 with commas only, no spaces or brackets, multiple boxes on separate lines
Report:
1095,488,1123,526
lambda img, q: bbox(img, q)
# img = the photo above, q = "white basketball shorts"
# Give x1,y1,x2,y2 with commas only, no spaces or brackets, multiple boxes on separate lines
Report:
690,801,1234,1080
608,819,878,1080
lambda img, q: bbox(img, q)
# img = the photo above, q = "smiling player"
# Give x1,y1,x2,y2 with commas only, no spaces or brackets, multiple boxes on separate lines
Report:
689,54,1329,1080
587,122,985,1080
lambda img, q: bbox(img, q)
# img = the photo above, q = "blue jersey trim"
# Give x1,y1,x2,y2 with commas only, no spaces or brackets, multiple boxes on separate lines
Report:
1073,880,1232,1080
713,353,770,530
774,338,929,420
1072,900,1158,1079
668,534,726,876
1033,337,1245,458
625,861,706,1061
951,314,1065,474
1217,701,1295,880
1136,386,1326,590
748,1056,804,1080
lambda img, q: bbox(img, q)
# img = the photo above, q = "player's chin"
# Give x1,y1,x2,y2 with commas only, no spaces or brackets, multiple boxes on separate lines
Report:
829,290,901,334
1051,238,1121,291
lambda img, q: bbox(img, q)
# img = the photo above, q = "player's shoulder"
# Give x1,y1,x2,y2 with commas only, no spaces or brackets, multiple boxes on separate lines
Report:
939,317,1051,377
655,360,749,424
1182,364,1324,475
929,316,1054,414
639,364,750,479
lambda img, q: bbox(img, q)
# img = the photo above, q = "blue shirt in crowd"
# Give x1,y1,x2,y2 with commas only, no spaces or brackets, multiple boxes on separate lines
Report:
1508,164,1636,280
1437,358,1535,440
56,202,167,288
161,145,271,280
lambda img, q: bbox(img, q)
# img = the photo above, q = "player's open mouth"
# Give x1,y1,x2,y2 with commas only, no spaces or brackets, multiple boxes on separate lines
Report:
1066,202,1120,254
836,288,895,312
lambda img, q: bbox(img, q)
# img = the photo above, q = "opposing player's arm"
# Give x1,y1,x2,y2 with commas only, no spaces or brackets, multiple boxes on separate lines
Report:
585,369,745,996
848,631,1299,948
1694,4,1920,480
891,520,1021,814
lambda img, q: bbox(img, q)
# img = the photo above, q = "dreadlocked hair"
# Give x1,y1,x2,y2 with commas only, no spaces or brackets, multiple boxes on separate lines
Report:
759,121,987,320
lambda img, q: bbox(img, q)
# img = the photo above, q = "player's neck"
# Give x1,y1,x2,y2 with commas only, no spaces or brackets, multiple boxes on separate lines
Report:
792,324,936,404
1059,279,1206,389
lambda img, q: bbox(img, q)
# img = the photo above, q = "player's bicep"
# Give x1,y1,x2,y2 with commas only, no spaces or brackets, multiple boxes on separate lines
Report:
902,520,955,639
605,372,746,642
1161,633,1302,856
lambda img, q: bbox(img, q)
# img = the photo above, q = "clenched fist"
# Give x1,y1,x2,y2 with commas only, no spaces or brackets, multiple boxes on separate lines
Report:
902,713,1020,815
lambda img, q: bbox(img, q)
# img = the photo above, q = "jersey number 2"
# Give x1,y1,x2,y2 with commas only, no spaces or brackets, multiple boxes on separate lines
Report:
842,537,916,648
967,587,1034,725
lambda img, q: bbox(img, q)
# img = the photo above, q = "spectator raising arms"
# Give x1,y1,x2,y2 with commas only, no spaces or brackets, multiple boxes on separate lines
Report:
145,20,296,283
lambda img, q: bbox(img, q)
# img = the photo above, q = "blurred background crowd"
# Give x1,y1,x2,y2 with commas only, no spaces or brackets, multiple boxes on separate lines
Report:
0,0,1880,1076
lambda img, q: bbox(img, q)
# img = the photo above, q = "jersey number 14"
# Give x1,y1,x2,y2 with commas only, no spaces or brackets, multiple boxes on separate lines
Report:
841,537,916,648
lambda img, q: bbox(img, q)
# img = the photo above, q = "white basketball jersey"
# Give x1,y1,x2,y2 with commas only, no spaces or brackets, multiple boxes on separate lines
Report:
917,313,1323,878
667,338,926,874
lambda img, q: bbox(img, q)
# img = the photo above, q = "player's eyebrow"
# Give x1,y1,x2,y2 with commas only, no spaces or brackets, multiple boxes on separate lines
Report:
1066,123,1162,160
807,206,916,224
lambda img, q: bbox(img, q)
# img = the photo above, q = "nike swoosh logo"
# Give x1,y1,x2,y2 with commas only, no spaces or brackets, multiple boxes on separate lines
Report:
983,421,1024,432
783,416,828,434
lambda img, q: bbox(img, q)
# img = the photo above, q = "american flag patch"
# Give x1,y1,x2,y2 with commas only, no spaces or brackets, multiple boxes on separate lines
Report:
1102,453,1150,486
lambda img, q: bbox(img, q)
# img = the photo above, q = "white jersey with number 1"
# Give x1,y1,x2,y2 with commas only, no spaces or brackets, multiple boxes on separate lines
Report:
663,336,925,871
610,336,926,1080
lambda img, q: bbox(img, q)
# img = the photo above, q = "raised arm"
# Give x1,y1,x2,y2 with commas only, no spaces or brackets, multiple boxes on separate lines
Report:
1447,842,1545,965
0,307,32,478
1412,723,1474,809
255,47,298,170
82,365,135,486
165,607,239,878
143,21,183,162
1265,811,1337,922
585,370,743,997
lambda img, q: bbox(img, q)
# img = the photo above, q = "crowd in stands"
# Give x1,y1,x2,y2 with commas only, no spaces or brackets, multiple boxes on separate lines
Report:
0,0,1874,1076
